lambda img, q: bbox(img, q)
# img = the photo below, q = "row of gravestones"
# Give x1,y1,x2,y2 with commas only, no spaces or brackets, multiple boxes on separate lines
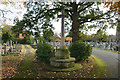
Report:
32,40,119,52
87,41,119,51
48,41,71,47
32,41,71,47
31,41,71,49
0,40,22,55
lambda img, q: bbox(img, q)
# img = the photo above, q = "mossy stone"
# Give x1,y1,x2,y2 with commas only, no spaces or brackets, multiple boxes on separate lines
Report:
50,57,75,68
45,64,82,71
50,48,76,69
55,48,70,59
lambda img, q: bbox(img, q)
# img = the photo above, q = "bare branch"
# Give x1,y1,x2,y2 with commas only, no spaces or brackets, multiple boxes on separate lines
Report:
0,9,13,18
0,9,13,23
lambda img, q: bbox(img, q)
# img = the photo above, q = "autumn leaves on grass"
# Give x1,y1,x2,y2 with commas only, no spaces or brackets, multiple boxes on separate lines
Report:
2,55,24,78
2,45,25,78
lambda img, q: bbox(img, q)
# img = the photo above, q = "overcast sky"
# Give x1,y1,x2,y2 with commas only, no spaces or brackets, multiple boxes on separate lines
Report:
0,2,116,35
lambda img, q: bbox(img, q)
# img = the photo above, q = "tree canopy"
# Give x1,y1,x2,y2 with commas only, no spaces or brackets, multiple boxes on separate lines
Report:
12,1,115,42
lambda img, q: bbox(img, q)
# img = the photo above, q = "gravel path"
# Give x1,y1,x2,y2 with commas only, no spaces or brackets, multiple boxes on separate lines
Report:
92,48,120,78
24,46,31,56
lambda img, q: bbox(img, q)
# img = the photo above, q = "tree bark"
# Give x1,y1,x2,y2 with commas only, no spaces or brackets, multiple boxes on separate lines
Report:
116,12,120,52
72,2,79,42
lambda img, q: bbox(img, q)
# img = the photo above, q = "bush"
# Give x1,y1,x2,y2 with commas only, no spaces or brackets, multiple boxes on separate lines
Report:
24,36,34,44
12,35,34,44
35,42,53,64
69,41,92,62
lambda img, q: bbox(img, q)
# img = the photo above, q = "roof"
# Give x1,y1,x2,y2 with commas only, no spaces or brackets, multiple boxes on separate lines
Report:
54,36,72,42
55,38,61,42
65,37,72,41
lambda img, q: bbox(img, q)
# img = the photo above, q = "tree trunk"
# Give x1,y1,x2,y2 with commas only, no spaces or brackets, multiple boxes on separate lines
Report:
116,13,120,52
72,2,79,42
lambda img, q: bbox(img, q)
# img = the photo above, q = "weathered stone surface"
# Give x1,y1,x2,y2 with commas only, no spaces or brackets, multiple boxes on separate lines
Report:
50,57,75,68
55,49,70,59
50,46,76,69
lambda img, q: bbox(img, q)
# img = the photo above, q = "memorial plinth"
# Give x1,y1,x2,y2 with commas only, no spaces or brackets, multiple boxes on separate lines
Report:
50,47,75,68
50,9,75,69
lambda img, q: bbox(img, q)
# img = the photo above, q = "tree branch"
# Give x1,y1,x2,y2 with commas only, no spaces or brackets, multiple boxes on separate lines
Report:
0,9,13,18
79,11,115,24
58,2,72,7
78,2,94,13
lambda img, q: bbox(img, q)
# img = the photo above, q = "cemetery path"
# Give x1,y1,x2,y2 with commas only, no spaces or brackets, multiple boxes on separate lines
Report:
14,45,37,78
92,48,120,78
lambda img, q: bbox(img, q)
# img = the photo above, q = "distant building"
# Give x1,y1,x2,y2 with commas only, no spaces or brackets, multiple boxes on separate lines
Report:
54,36,72,43
65,37,72,43
54,35,61,42
15,32,33,39
15,33,25,39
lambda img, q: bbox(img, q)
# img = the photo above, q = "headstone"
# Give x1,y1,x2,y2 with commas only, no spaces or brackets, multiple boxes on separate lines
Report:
110,43,113,49
96,42,99,47
7,41,9,46
106,44,111,50
4,43,7,54
13,42,15,49
10,40,13,52
15,41,18,49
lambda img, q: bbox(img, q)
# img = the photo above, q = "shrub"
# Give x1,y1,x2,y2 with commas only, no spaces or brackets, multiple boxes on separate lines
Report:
24,36,34,44
69,41,92,62
12,35,34,44
35,42,53,64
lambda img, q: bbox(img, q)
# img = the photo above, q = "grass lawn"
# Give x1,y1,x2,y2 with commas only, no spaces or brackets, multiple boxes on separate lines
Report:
33,54,108,79
2,45,108,79
85,55,109,78
34,55,94,78
14,47,108,79
13,45,37,78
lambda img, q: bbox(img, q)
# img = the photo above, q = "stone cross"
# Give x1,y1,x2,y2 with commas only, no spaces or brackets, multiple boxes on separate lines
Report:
58,9,67,47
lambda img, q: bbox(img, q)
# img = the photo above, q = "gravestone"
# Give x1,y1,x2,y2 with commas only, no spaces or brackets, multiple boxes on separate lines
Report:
13,42,15,49
107,44,111,50
7,41,9,46
4,43,7,55
37,40,39,44
102,43,106,49
96,42,99,47
9,44,22,55
9,40,13,52
15,41,18,49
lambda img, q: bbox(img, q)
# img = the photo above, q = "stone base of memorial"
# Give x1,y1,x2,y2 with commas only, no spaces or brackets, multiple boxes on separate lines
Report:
49,47,81,71
50,57,75,68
